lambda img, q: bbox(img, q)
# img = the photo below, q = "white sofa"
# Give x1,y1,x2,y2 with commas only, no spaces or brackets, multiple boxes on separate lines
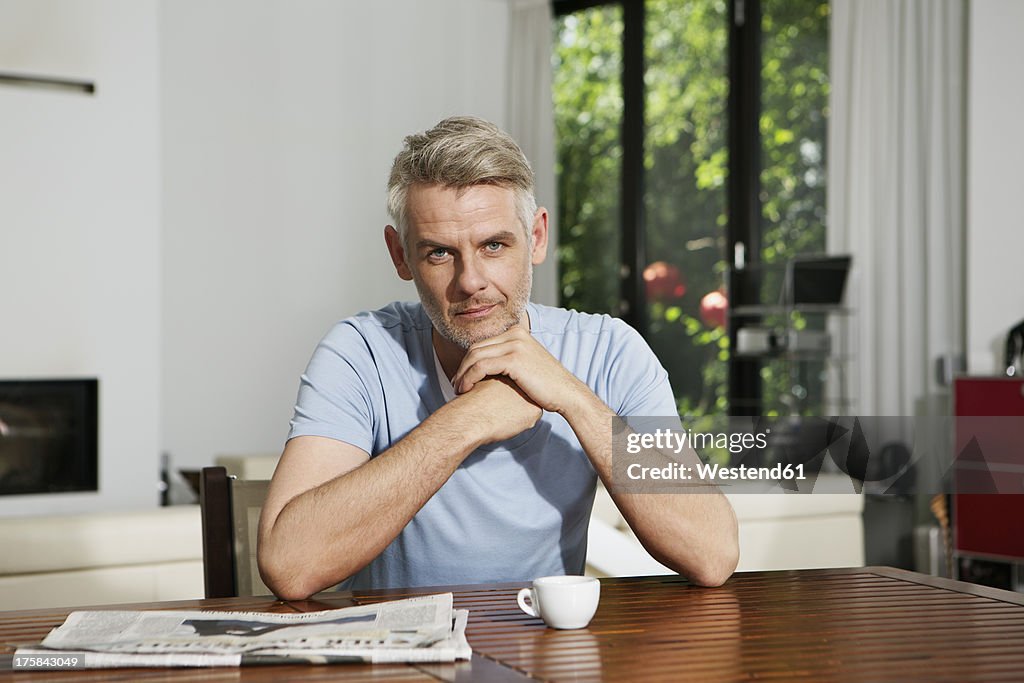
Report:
0,454,271,612
587,476,865,577
0,506,204,611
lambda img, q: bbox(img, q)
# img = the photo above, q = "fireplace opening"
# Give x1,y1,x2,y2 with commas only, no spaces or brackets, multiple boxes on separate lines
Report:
0,379,99,495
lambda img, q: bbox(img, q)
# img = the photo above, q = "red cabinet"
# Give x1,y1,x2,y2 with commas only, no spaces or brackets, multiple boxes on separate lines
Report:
954,377,1024,561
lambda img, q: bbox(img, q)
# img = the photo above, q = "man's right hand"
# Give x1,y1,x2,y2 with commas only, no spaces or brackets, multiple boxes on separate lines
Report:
454,376,543,445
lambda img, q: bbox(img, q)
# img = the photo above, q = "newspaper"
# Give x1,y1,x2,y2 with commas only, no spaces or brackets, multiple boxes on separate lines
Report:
15,593,470,668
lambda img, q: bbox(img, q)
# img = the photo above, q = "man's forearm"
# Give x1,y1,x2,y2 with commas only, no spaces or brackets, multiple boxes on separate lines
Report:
259,405,484,600
259,377,541,600
560,386,739,587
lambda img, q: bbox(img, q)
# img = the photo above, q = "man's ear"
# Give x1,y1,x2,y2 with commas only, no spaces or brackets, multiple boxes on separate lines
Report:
529,207,549,266
384,226,413,281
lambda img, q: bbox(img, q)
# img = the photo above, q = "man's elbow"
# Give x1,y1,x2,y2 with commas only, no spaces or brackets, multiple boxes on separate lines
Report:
689,523,740,587
260,562,321,601
273,582,318,602
258,549,322,601
259,543,362,601
689,543,739,587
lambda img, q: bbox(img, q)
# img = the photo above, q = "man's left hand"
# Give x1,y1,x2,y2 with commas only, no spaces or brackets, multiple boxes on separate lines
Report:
452,327,588,415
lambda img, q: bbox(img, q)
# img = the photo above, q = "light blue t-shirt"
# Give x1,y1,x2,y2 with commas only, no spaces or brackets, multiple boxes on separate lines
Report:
289,301,676,589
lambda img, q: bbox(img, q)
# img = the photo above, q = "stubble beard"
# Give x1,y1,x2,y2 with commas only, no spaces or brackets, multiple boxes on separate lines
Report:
417,266,533,350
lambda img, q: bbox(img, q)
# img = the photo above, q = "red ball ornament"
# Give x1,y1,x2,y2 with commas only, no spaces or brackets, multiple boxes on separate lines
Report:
699,289,728,328
643,261,686,302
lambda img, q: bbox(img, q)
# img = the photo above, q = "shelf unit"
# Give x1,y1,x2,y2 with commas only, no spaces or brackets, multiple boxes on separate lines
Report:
728,258,854,416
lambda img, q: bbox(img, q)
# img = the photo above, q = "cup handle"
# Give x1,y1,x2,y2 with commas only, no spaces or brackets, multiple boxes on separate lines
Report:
517,587,539,618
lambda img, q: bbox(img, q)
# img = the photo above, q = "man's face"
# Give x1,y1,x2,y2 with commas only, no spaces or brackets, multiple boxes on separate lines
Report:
385,184,547,350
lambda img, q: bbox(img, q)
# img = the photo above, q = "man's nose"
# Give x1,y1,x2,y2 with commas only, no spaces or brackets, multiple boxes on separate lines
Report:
454,256,488,294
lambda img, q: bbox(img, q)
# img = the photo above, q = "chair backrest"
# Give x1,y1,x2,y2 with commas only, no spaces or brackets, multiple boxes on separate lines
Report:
199,466,272,598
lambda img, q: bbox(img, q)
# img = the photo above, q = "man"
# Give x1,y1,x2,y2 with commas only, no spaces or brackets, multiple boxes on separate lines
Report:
258,116,738,599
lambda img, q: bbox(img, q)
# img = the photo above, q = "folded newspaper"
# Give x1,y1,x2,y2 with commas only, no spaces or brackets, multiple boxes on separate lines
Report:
15,593,470,668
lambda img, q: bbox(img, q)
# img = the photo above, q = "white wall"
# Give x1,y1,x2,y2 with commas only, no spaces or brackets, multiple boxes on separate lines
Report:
0,0,510,514
0,0,161,515
160,0,511,469
966,0,1024,373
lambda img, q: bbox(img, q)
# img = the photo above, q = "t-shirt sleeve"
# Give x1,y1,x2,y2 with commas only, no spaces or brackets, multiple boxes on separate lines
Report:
604,319,679,418
287,321,377,454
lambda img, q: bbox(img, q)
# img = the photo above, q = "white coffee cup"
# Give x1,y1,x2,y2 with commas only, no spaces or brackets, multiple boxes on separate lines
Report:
516,575,600,629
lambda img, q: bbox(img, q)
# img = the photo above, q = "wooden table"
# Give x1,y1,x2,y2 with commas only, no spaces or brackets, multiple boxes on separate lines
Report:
2,567,1023,681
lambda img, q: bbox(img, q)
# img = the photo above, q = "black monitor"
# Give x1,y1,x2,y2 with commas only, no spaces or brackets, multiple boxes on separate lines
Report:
785,255,851,306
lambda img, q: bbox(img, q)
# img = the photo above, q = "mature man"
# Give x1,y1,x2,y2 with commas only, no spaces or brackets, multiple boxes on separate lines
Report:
258,117,738,599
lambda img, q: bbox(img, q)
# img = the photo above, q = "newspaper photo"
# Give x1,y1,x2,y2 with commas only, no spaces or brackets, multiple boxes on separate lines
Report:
14,593,471,669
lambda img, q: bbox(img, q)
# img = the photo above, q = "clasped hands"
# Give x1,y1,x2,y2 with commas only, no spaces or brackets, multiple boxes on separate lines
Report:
450,327,590,444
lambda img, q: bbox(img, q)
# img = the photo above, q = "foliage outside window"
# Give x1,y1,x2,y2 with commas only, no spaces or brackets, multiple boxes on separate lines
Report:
554,0,830,419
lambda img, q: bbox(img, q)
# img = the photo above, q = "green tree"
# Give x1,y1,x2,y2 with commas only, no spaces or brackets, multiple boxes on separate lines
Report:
553,7,624,315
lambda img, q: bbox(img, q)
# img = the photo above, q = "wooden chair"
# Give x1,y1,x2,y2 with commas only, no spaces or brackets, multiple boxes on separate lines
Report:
198,466,272,598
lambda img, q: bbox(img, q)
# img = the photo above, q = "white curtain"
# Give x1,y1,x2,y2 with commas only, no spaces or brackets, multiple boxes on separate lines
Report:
828,0,966,416
507,0,559,307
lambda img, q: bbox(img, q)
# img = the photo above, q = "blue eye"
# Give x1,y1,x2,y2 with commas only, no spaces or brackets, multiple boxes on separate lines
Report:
429,248,448,259
485,242,503,252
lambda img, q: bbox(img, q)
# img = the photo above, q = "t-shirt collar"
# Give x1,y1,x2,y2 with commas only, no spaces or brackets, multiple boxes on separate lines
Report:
433,346,457,403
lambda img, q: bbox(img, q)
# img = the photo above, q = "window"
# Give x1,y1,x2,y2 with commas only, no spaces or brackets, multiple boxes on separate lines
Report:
554,0,830,417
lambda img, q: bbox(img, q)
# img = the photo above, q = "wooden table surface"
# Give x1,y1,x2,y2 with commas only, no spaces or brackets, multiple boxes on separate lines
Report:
2,567,1023,681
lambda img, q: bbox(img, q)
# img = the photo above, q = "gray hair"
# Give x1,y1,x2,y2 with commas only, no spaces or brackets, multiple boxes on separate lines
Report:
386,116,537,244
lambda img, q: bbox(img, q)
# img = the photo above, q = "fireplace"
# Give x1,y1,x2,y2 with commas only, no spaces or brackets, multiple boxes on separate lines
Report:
0,379,98,495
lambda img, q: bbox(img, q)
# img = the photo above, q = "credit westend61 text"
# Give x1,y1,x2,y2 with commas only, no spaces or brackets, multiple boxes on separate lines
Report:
626,462,806,482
